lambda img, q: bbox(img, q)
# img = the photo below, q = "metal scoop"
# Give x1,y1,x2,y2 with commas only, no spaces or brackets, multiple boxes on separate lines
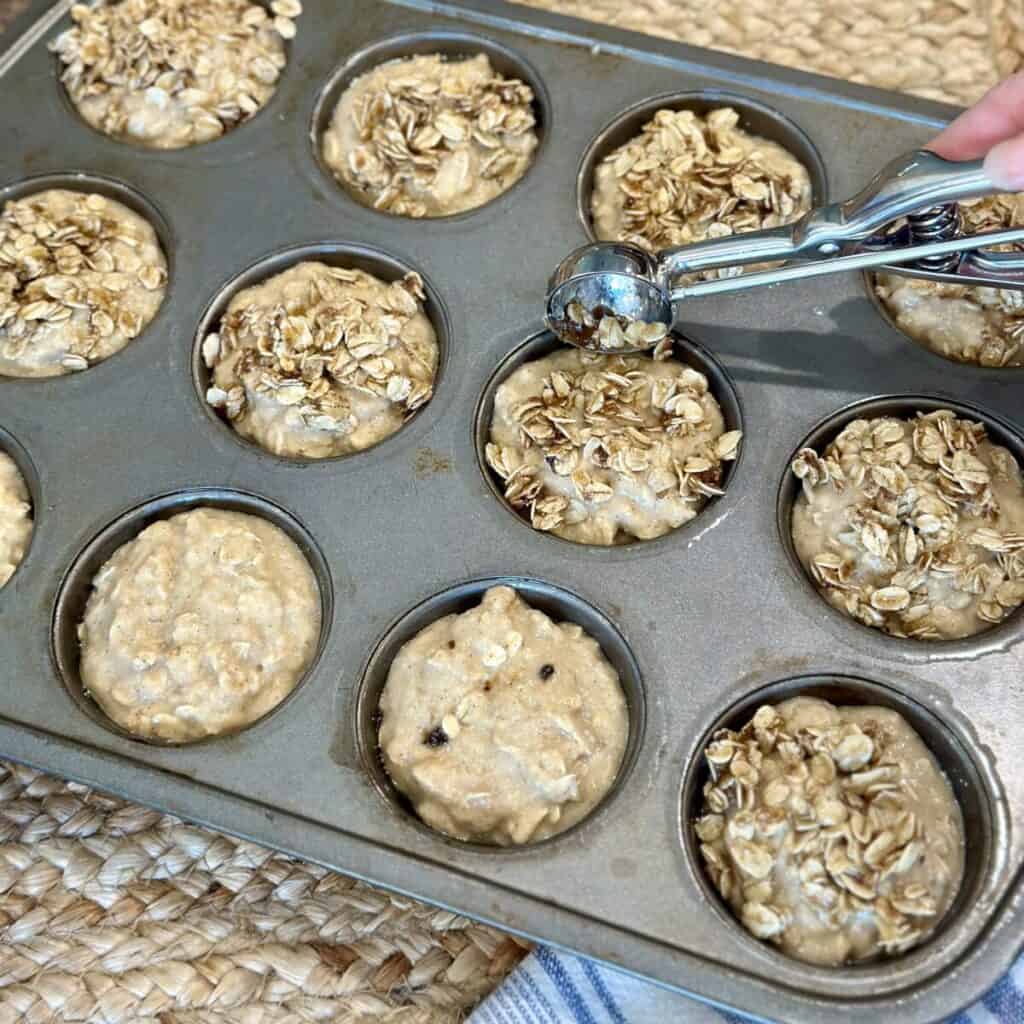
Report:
546,149,1024,352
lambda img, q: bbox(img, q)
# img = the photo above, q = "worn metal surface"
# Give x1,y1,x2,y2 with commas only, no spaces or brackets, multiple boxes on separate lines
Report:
1,1,1022,1021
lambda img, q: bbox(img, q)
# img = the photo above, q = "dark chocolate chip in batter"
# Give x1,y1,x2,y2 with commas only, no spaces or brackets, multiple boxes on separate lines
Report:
539,663,555,680
424,725,449,747
447,639,456,649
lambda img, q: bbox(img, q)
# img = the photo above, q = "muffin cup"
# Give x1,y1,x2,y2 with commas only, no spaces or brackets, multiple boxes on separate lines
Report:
353,575,645,850
576,89,828,242
776,394,1024,650
310,30,551,219
51,487,333,746
474,328,744,549
680,673,995,970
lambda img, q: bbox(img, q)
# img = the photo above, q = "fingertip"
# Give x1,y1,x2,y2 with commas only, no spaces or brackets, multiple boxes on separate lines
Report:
983,136,1024,191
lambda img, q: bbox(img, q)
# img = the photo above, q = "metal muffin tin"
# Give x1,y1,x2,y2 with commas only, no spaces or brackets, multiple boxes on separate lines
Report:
1,1,1022,1020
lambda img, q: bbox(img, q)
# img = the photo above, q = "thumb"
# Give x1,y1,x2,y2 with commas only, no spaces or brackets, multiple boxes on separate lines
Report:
983,134,1024,190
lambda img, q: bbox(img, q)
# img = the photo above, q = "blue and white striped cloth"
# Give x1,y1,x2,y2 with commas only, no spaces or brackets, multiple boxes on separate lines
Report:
471,947,1024,1024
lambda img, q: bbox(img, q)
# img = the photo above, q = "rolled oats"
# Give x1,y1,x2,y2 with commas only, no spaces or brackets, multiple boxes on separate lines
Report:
591,106,812,263
556,298,670,353
206,261,438,459
695,697,964,965
51,0,294,149
791,410,1024,639
321,53,538,218
0,189,166,378
873,195,1024,368
487,347,740,545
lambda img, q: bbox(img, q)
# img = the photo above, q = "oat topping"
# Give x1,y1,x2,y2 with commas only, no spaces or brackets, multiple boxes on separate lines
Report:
0,189,167,378
791,410,1024,639
874,195,1024,368
322,53,538,218
487,346,740,544
0,452,33,589
591,106,812,261
557,299,670,352
206,261,438,459
696,697,964,965
51,0,296,149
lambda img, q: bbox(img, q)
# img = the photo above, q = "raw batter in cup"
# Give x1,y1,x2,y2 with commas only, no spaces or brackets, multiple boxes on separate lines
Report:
791,409,1024,639
378,585,628,845
322,53,538,217
591,106,812,261
205,261,438,459
0,452,33,588
79,507,320,742
0,189,167,378
51,0,297,149
695,697,964,965
873,195,1024,368
486,345,741,544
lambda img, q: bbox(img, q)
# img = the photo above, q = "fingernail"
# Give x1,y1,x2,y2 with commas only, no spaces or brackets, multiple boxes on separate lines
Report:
983,138,1024,191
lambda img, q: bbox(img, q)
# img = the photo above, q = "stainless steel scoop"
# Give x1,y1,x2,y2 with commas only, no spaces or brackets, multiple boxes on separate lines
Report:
546,149,1024,352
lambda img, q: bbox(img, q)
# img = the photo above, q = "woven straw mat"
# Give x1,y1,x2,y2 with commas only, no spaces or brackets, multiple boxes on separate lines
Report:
0,0,1021,1020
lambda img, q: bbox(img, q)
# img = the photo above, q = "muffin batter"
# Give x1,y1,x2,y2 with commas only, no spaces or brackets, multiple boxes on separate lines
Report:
873,195,1024,368
0,189,167,377
695,697,964,965
0,452,33,588
378,586,628,845
486,346,741,544
591,106,812,259
51,0,296,149
322,53,538,218
79,507,320,742
206,261,438,458
791,410,1024,639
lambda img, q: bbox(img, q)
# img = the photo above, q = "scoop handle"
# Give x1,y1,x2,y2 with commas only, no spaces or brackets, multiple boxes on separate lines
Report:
838,150,991,237
655,150,997,285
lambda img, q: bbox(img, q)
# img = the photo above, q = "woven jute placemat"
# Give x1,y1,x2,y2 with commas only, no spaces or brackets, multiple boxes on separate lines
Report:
1,0,1021,1020
518,0,1023,107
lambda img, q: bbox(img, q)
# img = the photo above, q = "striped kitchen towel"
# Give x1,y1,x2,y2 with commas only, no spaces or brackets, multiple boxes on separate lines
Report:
471,946,1024,1024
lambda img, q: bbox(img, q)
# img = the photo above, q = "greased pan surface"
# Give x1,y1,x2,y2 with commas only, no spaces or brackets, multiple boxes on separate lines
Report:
1,2,1022,1021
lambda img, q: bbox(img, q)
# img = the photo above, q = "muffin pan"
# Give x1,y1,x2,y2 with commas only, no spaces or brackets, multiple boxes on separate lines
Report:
1,1,1022,1021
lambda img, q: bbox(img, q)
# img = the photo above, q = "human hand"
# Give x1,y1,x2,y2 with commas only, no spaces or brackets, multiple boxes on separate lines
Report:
930,71,1024,190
